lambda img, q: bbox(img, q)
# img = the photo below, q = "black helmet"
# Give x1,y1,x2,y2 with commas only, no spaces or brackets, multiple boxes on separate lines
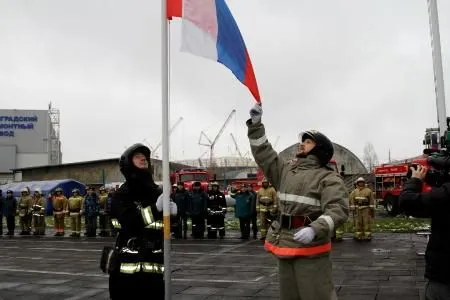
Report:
301,130,334,166
119,143,153,182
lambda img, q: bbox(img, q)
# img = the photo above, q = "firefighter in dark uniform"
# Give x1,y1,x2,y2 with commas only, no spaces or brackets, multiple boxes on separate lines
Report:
399,165,450,299
206,182,227,239
190,181,208,238
172,182,191,239
109,143,177,299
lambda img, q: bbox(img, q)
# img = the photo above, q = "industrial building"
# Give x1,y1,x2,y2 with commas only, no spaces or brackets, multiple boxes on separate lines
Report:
0,104,62,183
10,157,190,187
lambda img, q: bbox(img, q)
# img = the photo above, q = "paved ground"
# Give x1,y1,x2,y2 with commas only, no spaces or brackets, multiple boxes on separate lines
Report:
0,231,428,300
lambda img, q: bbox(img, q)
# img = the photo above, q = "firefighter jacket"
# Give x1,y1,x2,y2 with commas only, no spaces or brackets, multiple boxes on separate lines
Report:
349,187,375,210
257,186,278,213
52,195,68,213
231,191,255,218
399,178,450,284
110,182,164,275
189,189,208,216
2,195,17,217
207,191,227,213
83,194,100,217
18,195,32,217
31,196,46,216
99,192,108,214
247,121,349,259
68,196,83,215
172,189,191,216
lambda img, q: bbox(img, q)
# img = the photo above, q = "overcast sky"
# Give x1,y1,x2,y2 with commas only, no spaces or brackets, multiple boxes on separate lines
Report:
1,0,450,165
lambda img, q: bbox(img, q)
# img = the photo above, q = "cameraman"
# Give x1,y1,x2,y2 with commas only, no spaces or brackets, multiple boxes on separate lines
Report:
399,165,450,299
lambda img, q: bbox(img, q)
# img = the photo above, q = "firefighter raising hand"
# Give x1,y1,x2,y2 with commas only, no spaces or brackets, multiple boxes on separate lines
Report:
411,165,428,181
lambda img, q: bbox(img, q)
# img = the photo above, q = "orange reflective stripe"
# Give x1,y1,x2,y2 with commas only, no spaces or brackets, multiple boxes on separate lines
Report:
264,240,331,256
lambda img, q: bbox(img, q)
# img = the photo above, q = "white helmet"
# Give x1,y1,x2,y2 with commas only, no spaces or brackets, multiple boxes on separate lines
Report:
34,188,42,195
355,177,365,183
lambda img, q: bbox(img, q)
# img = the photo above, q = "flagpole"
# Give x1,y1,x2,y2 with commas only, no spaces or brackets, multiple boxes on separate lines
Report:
161,0,172,299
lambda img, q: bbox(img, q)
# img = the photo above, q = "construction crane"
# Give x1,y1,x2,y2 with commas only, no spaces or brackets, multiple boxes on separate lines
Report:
198,109,236,167
197,151,208,167
151,117,184,158
230,133,243,158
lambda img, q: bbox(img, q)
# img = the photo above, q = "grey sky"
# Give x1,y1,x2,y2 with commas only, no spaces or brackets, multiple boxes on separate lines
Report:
1,0,449,164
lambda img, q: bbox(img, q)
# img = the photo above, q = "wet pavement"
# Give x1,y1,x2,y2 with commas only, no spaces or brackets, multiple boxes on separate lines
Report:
0,231,428,299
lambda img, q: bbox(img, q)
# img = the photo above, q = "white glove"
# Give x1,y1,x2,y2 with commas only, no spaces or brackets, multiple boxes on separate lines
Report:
249,104,262,124
169,201,177,216
156,194,163,212
155,194,178,216
293,227,315,244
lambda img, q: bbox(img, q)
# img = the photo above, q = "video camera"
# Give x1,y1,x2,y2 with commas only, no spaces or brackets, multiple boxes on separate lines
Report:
415,118,450,187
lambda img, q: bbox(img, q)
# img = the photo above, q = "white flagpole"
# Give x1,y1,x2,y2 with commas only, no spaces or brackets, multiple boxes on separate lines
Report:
161,0,172,299
426,0,447,140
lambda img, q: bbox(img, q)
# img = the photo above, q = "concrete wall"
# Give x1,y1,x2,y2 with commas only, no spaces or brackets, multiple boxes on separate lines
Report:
0,145,16,173
15,158,191,185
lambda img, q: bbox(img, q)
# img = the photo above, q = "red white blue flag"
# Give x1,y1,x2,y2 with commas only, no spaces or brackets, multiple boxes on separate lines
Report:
167,0,261,103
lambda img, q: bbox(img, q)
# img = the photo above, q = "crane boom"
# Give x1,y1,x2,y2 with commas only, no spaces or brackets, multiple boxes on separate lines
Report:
153,117,184,155
198,109,236,167
230,133,243,157
427,0,447,141
212,109,236,147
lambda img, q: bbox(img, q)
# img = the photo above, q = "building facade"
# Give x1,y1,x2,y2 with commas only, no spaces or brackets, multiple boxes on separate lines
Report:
0,106,62,183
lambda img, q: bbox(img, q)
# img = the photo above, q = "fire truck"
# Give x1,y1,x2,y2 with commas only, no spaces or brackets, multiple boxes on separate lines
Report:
170,168,212,191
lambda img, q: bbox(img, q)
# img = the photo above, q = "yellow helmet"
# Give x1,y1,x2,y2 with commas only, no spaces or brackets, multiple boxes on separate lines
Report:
355,177,365,184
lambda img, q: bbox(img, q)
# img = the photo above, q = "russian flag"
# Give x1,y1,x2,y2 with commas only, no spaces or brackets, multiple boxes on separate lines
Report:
167,0,261,103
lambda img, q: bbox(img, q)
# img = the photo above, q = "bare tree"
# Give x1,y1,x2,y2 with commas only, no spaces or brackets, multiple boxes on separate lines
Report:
363,143,379,172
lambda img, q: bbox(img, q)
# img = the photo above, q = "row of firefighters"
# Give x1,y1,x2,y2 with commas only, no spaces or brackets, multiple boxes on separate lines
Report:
170,180,277,240
171,176,376,241
0,186,115,237
0,177,375,240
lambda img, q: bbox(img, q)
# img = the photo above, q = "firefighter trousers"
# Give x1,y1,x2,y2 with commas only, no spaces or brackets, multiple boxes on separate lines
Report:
175,216,188,238
70,214,81,234
191,215,205,238
32,215,45,234
206,214,225,238
354,208,372,240
54,213,65,234
109,271,164,299
278,255,338,300
99,214,110,236
6,215,15,234
86,216,97,237
20,214,32,232
259,210,273,239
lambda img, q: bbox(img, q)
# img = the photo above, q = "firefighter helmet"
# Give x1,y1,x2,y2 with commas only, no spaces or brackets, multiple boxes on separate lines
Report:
55,187,63,193
172,184,177,188
34,188,42,194
72,188,80,194
356,177,365,183
300,130,334,166
21,187,29,193
119,143,152,180
262,177,269,183
211,181,219,186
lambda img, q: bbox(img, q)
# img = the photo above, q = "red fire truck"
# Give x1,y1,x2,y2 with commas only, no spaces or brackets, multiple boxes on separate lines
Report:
170,168,213,191
374,157,432,216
